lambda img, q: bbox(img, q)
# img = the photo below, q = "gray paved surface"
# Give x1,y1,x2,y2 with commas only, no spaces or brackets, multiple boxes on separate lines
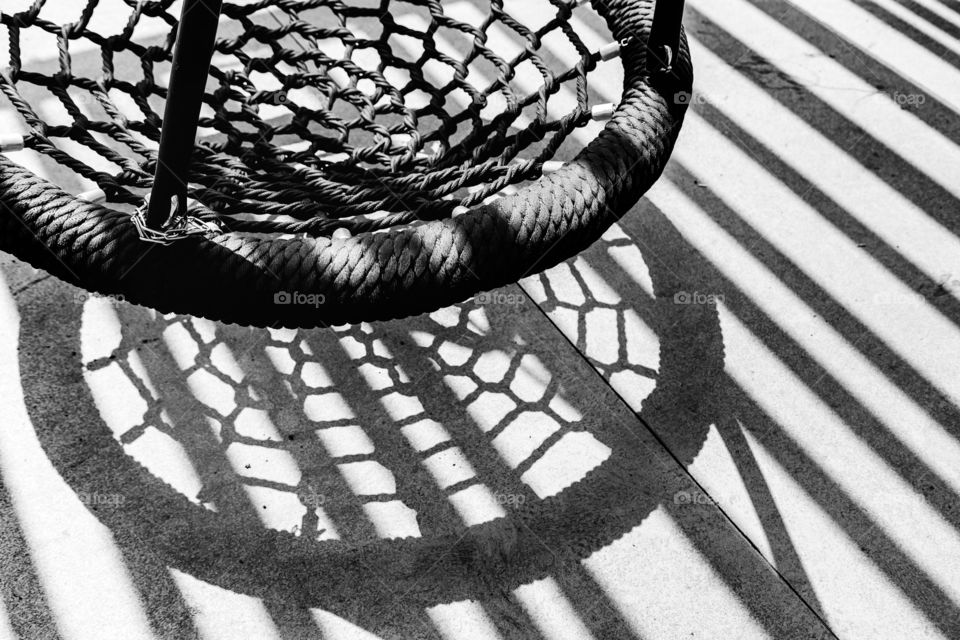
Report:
0,0,958,638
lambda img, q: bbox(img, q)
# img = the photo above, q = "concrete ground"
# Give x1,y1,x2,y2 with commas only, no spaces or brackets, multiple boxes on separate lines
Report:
0,0,958,638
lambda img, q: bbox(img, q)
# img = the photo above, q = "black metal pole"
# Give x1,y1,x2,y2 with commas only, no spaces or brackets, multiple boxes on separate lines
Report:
146,0,224,229
646,0,686,76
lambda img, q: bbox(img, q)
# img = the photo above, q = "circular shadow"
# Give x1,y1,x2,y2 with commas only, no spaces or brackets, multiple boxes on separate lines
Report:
15,206,724,614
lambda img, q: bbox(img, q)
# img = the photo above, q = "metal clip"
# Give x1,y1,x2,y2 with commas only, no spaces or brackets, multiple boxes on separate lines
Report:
590,103,617,121
0,135,25,153
598,40,623,61
132,196,222,245
654,45,675,75
77,188,107,203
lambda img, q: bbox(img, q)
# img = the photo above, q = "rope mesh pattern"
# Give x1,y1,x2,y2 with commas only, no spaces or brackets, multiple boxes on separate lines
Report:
80,297,631,544
0,0,620,236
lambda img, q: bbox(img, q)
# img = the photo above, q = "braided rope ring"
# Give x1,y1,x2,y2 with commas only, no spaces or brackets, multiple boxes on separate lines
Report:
0,0,691,328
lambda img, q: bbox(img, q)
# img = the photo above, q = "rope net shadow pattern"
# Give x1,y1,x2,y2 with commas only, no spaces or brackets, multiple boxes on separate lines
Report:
16,207,724,606
2,0,612,235
67,294,673,599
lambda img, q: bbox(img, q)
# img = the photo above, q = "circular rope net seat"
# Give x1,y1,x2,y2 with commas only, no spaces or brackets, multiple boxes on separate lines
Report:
0,0,691,327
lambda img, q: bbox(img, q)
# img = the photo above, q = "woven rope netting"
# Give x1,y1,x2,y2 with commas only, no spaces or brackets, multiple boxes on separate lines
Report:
1,0,622,237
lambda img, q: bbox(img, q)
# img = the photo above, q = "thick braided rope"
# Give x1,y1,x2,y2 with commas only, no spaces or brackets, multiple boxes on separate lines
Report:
0,0,691,328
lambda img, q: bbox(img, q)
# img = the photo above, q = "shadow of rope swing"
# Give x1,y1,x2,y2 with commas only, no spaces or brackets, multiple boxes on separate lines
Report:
4,0,710,631
14,200,722,619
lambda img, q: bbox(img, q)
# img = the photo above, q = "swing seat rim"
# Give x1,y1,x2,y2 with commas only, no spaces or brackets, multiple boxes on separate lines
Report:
0,0,691,328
